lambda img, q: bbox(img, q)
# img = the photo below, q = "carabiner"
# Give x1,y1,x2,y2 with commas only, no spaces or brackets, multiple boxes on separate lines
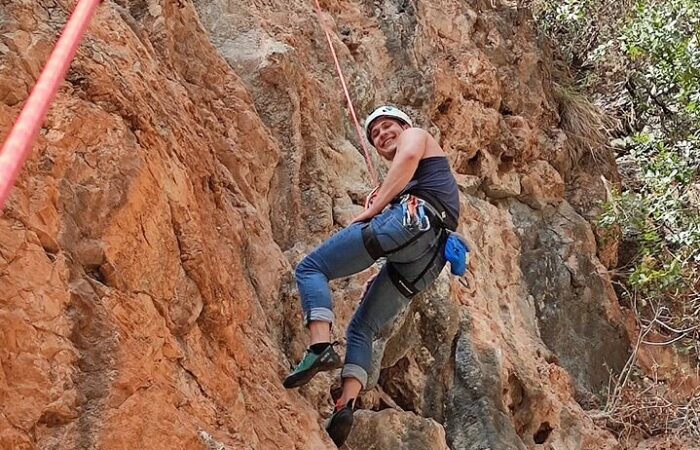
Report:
417,203,431,231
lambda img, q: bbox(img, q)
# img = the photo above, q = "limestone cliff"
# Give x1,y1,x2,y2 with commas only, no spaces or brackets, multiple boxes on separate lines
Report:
0,0,653,449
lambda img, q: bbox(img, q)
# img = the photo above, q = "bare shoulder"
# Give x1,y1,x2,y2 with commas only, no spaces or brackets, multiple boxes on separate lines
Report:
397,127,445,158
396,127,430,147
401,127,444,157
400,127,430,139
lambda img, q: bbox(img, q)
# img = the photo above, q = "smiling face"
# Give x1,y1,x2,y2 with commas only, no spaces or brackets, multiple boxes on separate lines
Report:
369,117,410,160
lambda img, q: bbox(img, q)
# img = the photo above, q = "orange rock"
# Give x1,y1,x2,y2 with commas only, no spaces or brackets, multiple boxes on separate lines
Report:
0,0,671,449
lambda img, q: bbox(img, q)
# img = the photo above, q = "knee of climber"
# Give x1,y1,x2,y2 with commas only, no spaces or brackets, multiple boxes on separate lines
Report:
348,312,380,338
294,255,318,282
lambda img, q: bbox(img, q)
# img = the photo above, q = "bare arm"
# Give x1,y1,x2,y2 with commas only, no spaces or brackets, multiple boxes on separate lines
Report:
361,128,428,217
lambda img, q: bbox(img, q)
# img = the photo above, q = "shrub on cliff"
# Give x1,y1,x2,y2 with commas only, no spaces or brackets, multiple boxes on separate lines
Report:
529,0,700,443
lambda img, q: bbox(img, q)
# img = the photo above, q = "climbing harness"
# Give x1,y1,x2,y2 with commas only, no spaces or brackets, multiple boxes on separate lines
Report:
362,187,470,296
412,191,470,277
0,0,103,211
361,191,460,298
312,0,379,186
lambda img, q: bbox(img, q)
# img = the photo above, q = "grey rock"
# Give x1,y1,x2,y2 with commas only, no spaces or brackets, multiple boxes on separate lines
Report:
509,200,630,399
446,324,527,450
377,272,460,421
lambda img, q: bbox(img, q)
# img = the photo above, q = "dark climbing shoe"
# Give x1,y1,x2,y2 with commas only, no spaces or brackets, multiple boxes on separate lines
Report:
283,344,342,389
326,398,356,447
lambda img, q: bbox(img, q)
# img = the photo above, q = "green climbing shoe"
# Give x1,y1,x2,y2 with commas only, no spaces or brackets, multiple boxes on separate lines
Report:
283,344,342,389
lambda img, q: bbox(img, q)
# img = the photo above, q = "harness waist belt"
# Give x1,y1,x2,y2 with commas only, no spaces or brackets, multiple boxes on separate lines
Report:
361,191,456,299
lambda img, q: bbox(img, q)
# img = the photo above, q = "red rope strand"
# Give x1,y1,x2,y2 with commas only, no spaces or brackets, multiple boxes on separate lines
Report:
0,0,102,211
312,0,379,186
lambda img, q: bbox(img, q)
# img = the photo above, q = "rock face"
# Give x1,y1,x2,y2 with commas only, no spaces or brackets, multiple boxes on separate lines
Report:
0,0,642,449
511,200,629,400
346,409,450,450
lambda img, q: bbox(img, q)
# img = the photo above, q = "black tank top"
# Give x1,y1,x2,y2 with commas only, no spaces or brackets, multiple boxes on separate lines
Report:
401,156,460,221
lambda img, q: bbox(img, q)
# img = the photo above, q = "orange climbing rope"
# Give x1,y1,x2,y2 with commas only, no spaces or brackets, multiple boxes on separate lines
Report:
0,0,102,211
311,0,379,186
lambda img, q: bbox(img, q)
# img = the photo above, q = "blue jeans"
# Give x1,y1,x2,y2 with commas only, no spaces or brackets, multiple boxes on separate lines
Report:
295,202,447,387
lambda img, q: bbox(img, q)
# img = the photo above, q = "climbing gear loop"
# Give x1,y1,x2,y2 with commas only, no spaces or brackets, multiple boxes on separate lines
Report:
400,194,431,231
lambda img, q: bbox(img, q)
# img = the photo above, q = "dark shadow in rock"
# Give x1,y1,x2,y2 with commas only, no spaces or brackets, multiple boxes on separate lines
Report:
67,276,118,450
533,422,553,444
445,323,527,450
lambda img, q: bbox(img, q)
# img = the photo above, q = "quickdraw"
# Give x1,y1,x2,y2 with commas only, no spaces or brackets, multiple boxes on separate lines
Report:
400,195,431,231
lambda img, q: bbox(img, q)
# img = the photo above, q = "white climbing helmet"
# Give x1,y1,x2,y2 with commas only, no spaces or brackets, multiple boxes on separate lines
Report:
364,105,413,146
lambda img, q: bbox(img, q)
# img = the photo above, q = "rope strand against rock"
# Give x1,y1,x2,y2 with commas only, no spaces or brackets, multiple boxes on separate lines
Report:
0,0,103,211
312,0,379,186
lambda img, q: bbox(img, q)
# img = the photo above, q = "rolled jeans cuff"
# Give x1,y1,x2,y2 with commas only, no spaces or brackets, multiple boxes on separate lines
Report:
341,363,368,388
305,307,334,326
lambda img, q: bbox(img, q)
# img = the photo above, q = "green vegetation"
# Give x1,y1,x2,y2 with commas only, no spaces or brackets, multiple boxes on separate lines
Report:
529,0,700,442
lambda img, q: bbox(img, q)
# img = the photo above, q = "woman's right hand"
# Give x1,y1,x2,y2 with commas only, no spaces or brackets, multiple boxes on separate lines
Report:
364,185,380,210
